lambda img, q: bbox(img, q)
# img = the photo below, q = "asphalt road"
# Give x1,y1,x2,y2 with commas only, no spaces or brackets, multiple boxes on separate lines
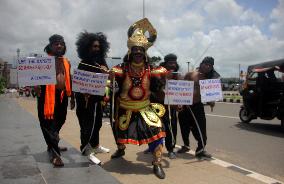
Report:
175,102,284,182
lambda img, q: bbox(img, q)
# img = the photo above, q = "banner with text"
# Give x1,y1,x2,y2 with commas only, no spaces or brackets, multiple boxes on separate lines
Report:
17,56,56,87
72,69,109,96
164,80,194,105
199,79,223,103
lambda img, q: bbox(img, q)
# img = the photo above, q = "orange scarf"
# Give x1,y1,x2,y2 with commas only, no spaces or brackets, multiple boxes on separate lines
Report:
44,57,71,119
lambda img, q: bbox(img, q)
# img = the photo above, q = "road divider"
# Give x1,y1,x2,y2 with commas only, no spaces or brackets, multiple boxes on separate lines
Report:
222,91,242,103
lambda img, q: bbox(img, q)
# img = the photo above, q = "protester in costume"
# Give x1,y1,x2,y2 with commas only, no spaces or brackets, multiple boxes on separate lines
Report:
152,53,180,159
110,18,167,179
37,34,75,167
178,56,220,158
75,31,110,164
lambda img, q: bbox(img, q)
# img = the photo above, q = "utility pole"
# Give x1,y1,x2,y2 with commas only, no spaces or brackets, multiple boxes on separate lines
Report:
16,48,20,87
143,0,145,18
238,63,241,83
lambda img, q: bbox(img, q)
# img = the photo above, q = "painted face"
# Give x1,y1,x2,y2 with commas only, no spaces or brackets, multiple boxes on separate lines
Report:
50,41,65,56
131,46,145,64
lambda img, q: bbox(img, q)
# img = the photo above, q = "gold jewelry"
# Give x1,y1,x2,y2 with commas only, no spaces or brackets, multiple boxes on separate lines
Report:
131,62,144,67
129,64,144,77
79,62,109,73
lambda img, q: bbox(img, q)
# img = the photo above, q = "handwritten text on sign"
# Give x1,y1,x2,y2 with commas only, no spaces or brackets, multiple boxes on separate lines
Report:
164,80,194,105
17,56,56,87
72,69,109,96
199,79,223,103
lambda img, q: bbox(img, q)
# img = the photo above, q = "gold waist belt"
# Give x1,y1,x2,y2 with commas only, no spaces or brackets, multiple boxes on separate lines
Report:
119,99,150,111
118,99,165,129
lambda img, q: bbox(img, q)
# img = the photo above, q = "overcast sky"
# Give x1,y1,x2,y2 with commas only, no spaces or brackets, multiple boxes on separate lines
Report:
0,0,284,77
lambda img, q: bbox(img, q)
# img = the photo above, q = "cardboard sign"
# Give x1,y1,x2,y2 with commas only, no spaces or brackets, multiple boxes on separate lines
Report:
72,69,109,96
17,56,56,87
164,80,194,105
199,79,223,103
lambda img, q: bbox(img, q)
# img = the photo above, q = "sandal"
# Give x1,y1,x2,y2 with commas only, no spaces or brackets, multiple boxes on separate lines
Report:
51,157,64,167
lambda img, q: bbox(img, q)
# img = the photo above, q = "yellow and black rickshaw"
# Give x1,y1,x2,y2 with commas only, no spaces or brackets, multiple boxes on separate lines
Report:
239,59,284,131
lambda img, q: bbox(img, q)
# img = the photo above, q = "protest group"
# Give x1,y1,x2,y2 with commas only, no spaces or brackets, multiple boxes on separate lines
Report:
17,18,222,179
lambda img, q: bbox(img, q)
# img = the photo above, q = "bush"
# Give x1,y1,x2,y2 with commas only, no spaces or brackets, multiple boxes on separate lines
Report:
0,77,6,94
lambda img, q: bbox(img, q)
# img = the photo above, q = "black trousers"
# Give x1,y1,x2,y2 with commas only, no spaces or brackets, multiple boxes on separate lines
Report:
37,89,68,156
178,102,207,152
75,94,103,151
163,107,177,152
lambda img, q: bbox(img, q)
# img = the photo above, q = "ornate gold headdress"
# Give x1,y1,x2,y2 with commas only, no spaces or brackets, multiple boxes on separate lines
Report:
127,18,157,51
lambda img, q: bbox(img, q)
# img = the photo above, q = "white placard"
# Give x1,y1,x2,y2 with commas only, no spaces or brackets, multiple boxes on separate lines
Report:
17,56,56,87
164,80,194,105
199,79,223,103
72,69,109,96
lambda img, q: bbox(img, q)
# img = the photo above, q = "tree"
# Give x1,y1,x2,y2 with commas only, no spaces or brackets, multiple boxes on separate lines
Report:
0,77,6,94
149,56,162,66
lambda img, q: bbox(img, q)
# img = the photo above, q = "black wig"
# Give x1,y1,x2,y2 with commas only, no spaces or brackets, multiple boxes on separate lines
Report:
160,53,180,72
76,31,110,64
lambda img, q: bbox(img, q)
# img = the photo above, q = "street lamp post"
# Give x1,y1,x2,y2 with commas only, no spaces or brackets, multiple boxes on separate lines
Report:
186,61,190,72
107,57,122,68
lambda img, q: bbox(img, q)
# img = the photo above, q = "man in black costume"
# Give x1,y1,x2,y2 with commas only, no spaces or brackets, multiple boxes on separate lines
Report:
178,56,220,158
75,31,110,163
151,53,180,159
37,34,74,167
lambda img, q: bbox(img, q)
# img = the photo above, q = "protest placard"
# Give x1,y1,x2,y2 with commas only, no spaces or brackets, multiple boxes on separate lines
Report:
72,69,109,96
164,80,194,105
199,79,223,103
17,56,56,87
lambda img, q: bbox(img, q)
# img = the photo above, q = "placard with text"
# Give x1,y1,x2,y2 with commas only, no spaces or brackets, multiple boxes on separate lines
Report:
17,56,56,87
72,69,109,96
199,79,223,103
164,80,194,105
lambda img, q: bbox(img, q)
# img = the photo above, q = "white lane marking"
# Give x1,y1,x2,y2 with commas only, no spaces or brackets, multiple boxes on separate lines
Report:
210,159,233,167
175,144,283,184
206,113,239,119
247,173,282,184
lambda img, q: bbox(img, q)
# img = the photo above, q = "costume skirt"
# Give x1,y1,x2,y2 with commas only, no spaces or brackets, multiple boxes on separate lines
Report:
115,109,165,145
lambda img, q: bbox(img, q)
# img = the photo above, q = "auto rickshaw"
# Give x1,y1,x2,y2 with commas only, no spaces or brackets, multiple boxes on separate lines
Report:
239,59,284,131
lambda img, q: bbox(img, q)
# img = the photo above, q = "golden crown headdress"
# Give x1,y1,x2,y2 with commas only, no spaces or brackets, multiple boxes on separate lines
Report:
127,18,157,51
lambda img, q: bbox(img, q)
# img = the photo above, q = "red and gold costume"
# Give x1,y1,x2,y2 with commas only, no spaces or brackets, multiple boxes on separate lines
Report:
112,63,167,145
111,18,168,179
